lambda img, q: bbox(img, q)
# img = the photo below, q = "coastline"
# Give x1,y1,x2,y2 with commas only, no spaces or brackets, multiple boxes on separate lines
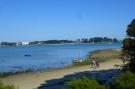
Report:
0,48,123,89
0,48,122,77
0,42,122,46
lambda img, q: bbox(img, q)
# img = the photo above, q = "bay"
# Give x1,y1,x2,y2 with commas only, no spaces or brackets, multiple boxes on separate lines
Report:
0,43,122,73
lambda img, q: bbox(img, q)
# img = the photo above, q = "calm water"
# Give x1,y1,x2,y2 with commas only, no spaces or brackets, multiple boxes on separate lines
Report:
0,43,122,73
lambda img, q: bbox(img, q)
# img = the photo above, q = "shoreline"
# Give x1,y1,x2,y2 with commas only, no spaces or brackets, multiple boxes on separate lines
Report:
0,59,123,89
0,48,122,77
0,42,121,47
0,48,123,89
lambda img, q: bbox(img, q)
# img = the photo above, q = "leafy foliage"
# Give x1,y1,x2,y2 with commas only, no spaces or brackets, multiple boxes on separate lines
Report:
122,19,135,72
127,19,135,37
65,72,135,89
0,82,15,89
114,71,135,89
66,77,108,89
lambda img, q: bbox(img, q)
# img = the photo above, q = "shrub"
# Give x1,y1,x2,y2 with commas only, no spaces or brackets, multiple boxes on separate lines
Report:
66,77,108,89
0,82,15,89
114,71,135,89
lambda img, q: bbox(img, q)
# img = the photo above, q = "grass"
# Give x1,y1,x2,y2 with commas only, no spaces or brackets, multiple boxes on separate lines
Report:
72,48,122,66
0,82,15,89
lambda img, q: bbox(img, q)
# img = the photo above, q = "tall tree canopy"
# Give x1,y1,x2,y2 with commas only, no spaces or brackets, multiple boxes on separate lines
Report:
123,19,135,72
127,19,135,37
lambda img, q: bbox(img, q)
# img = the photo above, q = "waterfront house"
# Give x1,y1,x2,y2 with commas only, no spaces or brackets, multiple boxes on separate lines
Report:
21,42,29,46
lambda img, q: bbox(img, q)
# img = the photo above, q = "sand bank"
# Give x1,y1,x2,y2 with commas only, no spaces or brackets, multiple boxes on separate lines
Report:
0,58,123,89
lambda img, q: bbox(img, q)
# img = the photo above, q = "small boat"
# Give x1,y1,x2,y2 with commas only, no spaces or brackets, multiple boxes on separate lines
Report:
24,54,32,57
73,59,83,63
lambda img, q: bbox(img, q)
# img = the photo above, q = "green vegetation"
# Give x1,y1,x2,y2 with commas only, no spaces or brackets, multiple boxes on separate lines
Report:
65,71,135,89
122,19,135,72
76,37,119,43
0,37,120,46
90,49,121,62
72,48,121,66
65,19,135,89
0,82,15,89
29,37,120,45
114,71,135,89
66,77,108,89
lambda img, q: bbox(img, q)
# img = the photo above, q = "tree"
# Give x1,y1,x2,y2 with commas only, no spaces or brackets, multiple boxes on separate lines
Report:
113,38,118,42
122,19,135,72
127,19,135,37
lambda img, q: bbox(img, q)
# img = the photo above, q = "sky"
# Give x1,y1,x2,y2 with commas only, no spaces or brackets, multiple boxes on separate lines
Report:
0,0,135,42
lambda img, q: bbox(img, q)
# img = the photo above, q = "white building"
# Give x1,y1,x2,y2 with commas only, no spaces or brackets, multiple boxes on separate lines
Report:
21,42,29,46
16,42,22,46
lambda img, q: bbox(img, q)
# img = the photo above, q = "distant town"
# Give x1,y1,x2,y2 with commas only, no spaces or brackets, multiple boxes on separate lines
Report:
0,37,121,46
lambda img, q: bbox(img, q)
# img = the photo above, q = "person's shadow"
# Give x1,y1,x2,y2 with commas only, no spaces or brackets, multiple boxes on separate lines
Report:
38,69,121,89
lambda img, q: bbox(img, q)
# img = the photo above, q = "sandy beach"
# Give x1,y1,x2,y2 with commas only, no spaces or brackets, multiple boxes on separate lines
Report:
0,58,123,89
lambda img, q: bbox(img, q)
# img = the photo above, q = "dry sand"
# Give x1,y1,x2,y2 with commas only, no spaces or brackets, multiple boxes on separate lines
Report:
0,59,123,89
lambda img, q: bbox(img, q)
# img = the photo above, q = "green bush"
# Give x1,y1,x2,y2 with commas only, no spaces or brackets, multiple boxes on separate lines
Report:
114,71,135,89
0,82,15,89
66,77,108,89
65,71,135,89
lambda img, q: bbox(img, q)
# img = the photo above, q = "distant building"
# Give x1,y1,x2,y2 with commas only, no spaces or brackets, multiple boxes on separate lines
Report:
75,39,81,43
21,42,29,46
16,42,22,46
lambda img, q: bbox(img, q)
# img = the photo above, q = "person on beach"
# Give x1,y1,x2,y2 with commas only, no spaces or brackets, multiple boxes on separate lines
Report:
92,60,97,69
96,61,100,68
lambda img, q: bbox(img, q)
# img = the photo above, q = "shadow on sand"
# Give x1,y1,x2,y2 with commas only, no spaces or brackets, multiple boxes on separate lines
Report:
38,69,121,89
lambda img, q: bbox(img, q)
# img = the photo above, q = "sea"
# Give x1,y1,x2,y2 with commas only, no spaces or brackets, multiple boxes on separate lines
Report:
0,43,122,73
